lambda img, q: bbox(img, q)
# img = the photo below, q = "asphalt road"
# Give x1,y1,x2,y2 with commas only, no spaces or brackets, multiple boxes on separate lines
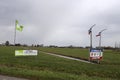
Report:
0,75,28,80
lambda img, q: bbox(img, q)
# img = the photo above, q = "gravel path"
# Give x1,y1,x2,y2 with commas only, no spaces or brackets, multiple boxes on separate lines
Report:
0,75,28,80
41,51,94,64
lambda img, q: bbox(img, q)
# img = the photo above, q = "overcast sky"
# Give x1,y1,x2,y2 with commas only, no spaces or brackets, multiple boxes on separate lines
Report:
0,0,120,47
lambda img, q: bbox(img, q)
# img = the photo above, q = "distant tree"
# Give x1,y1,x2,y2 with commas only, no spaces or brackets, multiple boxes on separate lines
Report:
103,46,113,50
85,46,90,49
36,44,44,47
34,45,37,47
40,44,44,47
37,44,40,47
31,44,34,47
68,45,73,48
15,43,21,46
49,45,58,48
23,44,28,47
5,41,9,46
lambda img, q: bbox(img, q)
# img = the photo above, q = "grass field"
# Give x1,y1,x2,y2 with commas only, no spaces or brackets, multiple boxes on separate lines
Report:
0,46,120,80
39,47,120,64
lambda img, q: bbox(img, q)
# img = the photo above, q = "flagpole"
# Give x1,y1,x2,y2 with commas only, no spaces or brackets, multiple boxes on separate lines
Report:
14,20,17,45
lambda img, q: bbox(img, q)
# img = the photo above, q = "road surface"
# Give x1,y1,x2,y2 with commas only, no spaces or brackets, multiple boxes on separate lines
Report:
0,75,28,80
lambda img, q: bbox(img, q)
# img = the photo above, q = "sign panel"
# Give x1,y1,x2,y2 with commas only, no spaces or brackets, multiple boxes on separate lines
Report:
90,48,103,60
15,50,38,56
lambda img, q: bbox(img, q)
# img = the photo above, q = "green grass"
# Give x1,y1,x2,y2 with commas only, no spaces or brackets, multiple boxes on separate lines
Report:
0,46,119,80
39,47,89,60
39,47,120,65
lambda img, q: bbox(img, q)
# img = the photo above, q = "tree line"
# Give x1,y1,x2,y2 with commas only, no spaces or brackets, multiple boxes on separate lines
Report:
1,41,120,50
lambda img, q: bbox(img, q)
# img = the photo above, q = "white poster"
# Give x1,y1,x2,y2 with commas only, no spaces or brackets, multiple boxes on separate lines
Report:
15,50,38,56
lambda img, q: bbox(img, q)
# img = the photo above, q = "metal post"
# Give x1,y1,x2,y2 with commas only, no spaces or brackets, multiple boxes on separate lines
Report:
98,33,101,64
88,24,95,61
119,42,120,51
99,34,101,49
89,24,96,49
90,31,92,48
96,29,107,64
97,29,107,49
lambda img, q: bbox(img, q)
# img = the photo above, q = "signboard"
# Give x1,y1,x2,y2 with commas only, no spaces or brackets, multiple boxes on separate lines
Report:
15,50,38,56
89,48,103,60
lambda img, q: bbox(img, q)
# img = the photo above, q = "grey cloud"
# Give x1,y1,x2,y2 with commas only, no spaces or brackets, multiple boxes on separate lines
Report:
0,0,120,47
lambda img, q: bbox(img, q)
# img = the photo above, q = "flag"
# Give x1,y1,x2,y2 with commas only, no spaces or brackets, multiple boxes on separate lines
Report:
88,28,92,35
16,20,24,32
96,32,101,37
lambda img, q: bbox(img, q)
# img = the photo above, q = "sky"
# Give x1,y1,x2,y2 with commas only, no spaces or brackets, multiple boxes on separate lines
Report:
0,0,120,47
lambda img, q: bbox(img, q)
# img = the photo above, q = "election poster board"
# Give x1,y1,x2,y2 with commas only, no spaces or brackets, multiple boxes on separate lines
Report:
89,48,103,60
15,50,38,56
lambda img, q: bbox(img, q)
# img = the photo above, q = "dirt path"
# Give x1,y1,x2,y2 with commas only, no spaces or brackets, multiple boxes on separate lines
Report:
41,51,94,64
0,75,28,80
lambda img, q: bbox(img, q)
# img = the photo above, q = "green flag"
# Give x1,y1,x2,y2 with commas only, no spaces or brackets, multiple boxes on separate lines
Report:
16,20,24,32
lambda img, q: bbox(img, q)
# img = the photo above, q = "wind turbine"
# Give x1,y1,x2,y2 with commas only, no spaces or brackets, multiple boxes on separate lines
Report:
96,29,107,49
88,24,96,48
